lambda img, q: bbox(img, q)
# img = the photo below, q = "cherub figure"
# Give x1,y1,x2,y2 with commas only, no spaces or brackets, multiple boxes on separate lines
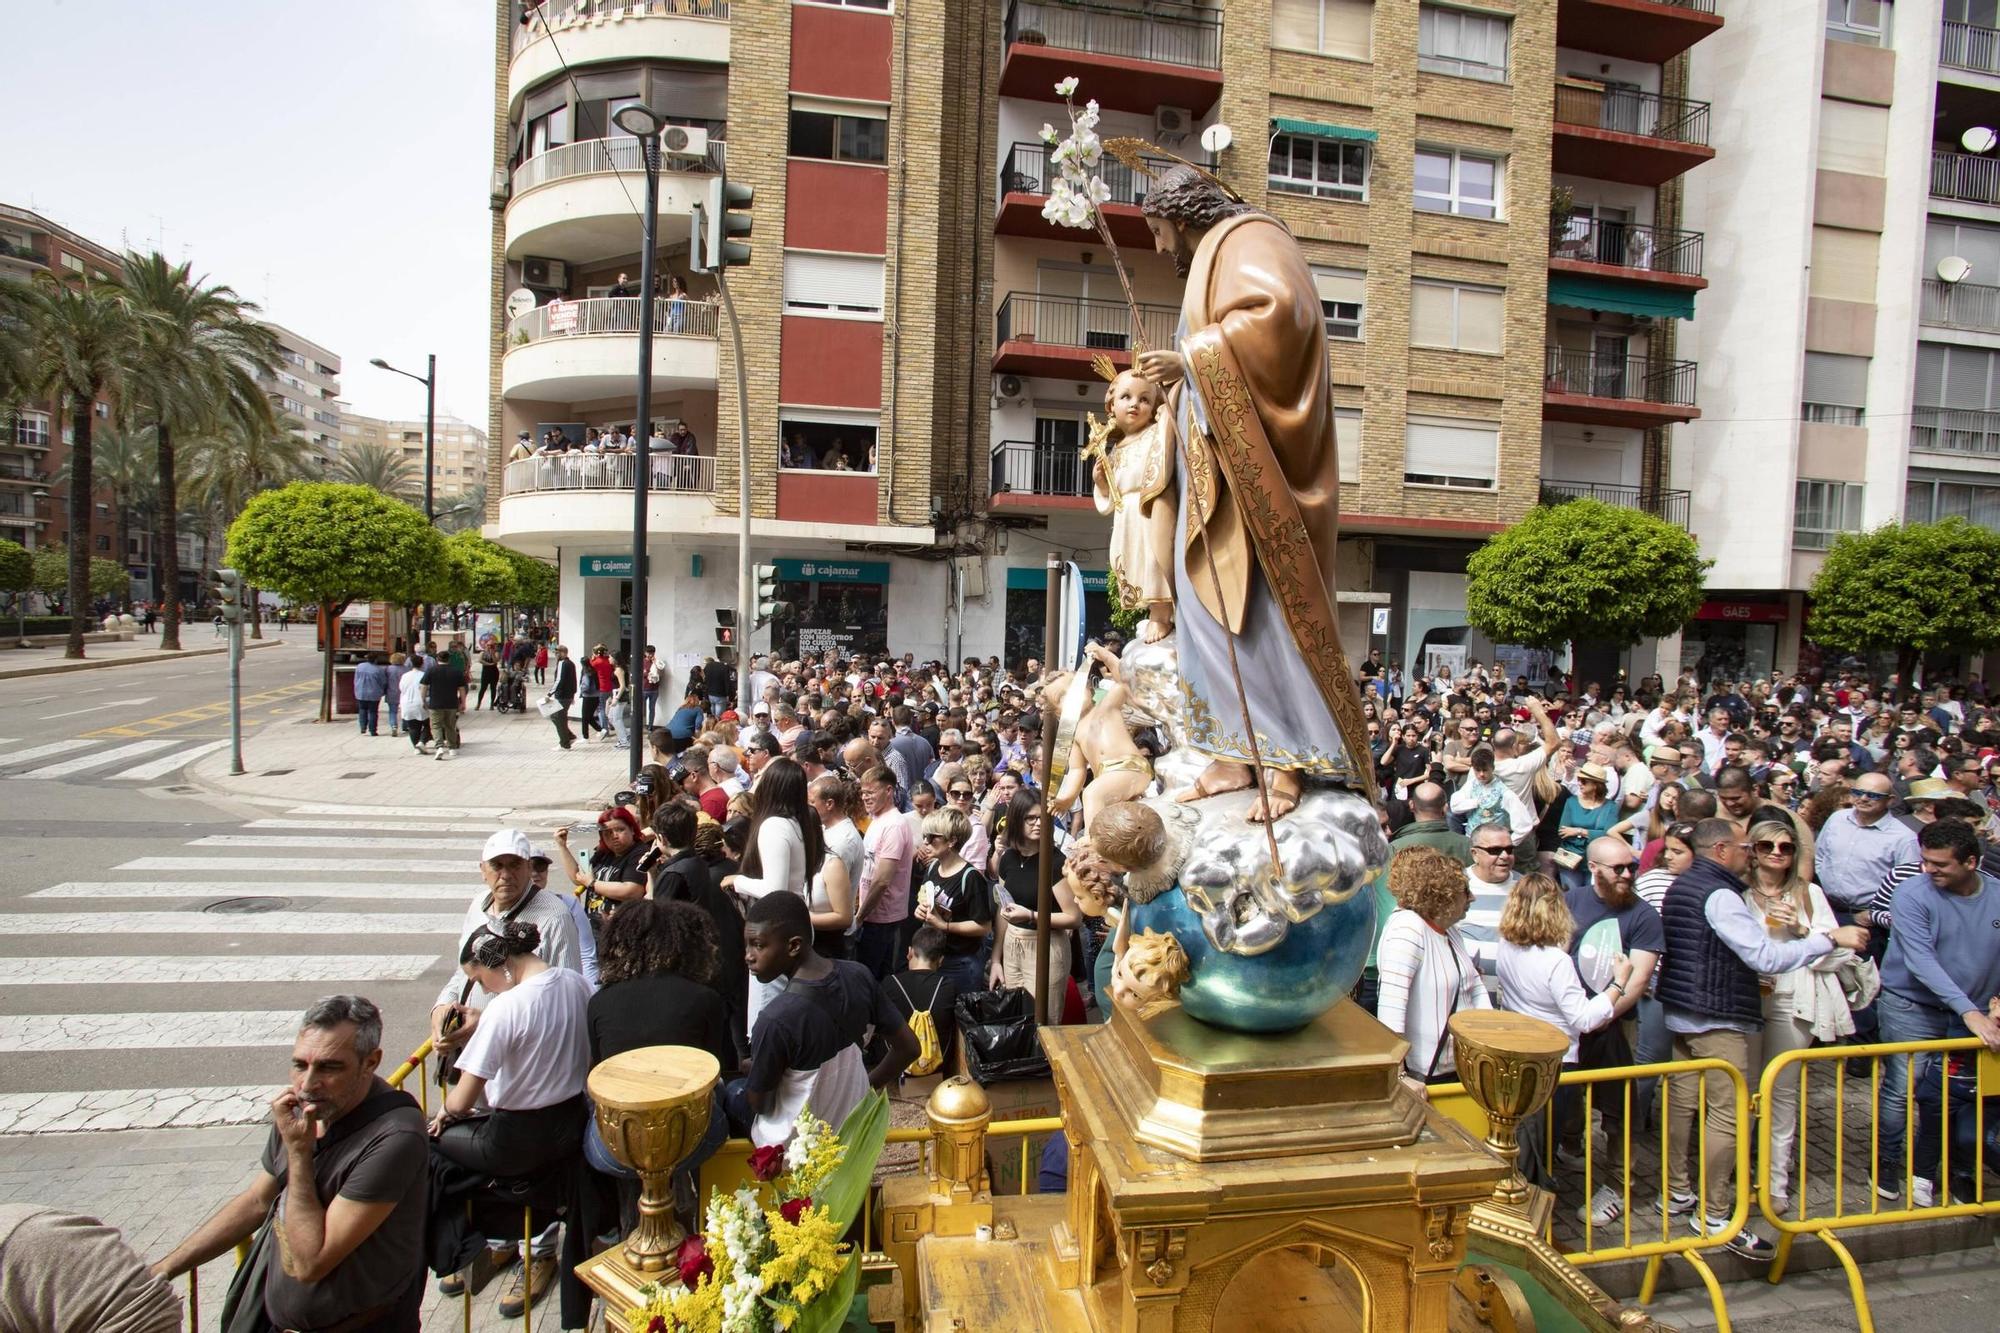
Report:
1088,369,1175,644
1112,928,1191,1018
1045,642,1155,829
1079,800,1198,1017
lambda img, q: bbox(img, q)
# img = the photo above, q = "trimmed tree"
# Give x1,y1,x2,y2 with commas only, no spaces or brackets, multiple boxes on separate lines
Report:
1466,498,1710,648
502,548,560,615
1807,517,2000,682
0,538,31,640
226,482,449,721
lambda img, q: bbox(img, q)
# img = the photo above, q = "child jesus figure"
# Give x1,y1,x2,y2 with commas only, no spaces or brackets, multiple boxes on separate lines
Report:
1089,369,1175,644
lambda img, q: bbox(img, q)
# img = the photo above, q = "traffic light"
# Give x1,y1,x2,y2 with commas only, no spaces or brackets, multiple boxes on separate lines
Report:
212,568,245,625
754,563,789,628
715,608,736,664
687,199,707,275
704,174,754,270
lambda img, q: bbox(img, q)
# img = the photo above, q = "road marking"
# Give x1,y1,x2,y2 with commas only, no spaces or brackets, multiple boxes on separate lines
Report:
82,680,319,738
188,833,489,851
0,1010,301,1052
8,738,178,780
108,738,231,780
246,817,515,834
117,856,470,874
32,881,479,901
39,696,155,721
0,1086,274,1134
0,954,441,984
284,801,517,818
0,739,99,768
0,910,463,935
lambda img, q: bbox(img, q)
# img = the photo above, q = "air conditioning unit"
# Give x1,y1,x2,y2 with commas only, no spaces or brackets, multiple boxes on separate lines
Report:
996,374,1024,399
1155,106,1192,138
662,125,709,161
522,256,568,290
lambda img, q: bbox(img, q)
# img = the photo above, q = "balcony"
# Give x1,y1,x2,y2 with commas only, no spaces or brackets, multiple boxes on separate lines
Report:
497,450,717,554
1941,22,2000,77
503,296,719,401
1000,0,1223,118
1912,406,2000,457
0,458,43,486
993,292,1179,380
996,142,1202,247
0,235,42,270
506,134,725,264
510,0,729,109
502,451,715,497
1549,218,1705,291
989,440,1096,514
1542,348,1699,427
1555,0,1721,64
1552,83,1715,187
1920,278,2000,333
1932,149,2000,206
1540,479,1690,529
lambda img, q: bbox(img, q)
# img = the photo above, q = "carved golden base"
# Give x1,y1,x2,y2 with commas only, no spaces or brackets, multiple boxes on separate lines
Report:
575,1244,678,1323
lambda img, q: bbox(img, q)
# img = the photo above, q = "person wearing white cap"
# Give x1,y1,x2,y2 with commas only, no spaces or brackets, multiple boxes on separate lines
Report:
430,829,582,1063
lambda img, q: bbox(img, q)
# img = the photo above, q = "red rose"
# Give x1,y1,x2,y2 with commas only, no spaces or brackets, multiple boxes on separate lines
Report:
748,1144,787,1181
779,1197,811,1225
675,1235,712,1287
647,1318,668,1333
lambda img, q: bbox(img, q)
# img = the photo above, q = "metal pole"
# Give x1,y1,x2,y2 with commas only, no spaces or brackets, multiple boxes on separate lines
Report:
423,355,436,643
228,613,244,775
1034,551,1060,1026
629,136,661,783
715,271,754,716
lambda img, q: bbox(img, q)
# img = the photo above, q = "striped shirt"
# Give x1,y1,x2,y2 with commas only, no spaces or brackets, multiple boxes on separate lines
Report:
1375,909,1494,1078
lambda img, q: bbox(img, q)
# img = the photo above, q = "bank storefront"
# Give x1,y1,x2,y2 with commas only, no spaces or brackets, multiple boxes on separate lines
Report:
769,557,892,662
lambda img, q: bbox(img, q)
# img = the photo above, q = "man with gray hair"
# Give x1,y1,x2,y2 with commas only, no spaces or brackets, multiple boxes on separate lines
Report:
152,995,428,1330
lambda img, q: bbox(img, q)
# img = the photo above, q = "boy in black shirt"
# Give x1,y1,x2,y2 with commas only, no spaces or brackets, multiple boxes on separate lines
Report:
885,926,959,1076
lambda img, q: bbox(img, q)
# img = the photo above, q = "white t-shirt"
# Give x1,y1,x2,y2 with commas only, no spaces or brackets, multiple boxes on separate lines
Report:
454,965,592,1111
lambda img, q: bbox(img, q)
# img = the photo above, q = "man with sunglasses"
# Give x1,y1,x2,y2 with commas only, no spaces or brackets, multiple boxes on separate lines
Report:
1458,825,1521,997
1817,774,1919,930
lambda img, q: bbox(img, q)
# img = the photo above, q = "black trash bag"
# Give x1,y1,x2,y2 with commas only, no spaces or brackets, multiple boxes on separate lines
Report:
955,987,1050,1083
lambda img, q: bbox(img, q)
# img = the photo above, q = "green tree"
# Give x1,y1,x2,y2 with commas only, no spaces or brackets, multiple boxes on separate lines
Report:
1466,498,1709,649
436,482,488,535
328,442,420,503
179,418,314,640
0,278,40,408
0,537,31,639
50,418,155,612
503,548,559,613
441,530,519,608
30,548,67,598
1807,517,2000,682
87,557,127,601
226,482,449,721
28,272,137,658
121,254,278,650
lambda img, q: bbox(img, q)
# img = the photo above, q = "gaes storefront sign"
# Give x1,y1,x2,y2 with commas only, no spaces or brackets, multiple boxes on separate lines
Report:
773,558,890,584
579,554,635,578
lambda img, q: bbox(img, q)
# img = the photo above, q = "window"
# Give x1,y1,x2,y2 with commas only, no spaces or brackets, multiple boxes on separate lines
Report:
1268,134,1369,201
1335,408,1361,483
1272,0,1373,60
779,411,878,473
1802,352,1869,424
1810,226,1879,303
12,411,49,447
788,103,888,165
1311,267,1365,339
1404,417,1498,489
1794,479,1865,550
1908,474,2000,531
1414,147,1502,218
526,104,570,158
1816,99,1889,176
59,254,83,274
1410,280,1504,353
1418,5,1510,82
93,534,110,552
1827,0,1890,45
782,252,884,316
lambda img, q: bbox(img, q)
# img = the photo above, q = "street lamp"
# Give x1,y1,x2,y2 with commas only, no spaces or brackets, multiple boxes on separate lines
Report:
371,354,437,641
611,102,668,783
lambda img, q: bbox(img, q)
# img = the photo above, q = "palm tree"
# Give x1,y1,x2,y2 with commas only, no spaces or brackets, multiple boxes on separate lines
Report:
436,481,488,534
49,418,156,611
180,417,315,635
120,253,278,650
28,273,136,657
0,279,40,409
329,441,421,503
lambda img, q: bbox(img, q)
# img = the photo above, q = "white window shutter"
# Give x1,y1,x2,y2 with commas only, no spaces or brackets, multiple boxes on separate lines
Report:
1405,418,1498,484
783,253,885,314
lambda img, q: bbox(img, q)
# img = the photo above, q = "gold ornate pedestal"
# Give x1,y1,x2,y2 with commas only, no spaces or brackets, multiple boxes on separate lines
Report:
572,1045,720,1319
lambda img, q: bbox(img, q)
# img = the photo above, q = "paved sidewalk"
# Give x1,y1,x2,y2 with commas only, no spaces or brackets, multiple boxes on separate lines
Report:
188,692,639,817
0,631,285,679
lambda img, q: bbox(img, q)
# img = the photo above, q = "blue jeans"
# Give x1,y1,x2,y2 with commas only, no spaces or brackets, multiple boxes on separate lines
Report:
938,953,983,997
721,1076,755,1137
1631,995,1673,1128
856,921,902,981
1875,988,1965,1189
355,699,379,734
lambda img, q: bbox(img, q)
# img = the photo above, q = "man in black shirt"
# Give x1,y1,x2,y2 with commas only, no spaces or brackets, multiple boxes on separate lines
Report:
422,648,468,757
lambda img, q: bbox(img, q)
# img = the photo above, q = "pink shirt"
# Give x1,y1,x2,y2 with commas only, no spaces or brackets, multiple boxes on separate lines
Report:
862,813,914,925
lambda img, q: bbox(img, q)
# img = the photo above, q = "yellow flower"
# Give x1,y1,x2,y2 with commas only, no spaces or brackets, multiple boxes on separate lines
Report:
761,1204,848,1308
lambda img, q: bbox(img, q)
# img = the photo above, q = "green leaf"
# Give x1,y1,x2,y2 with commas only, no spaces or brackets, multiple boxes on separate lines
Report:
786,1250,860,1333
1465,499,1709,648
817,1091,889,1237
1807,517,2000,658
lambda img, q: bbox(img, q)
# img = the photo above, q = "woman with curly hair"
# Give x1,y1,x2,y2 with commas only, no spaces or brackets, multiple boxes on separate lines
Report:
1376,847,1493,1083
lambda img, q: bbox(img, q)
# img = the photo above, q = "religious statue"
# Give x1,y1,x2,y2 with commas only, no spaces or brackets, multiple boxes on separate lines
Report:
1044,642,1158,829
1087,369,1175,645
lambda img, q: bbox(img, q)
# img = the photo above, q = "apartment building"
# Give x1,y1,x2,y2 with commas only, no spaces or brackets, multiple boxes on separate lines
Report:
257,322,344,469
338,409,490,501
968,0,1720,677
488,0,980,665
1680,0,2000,681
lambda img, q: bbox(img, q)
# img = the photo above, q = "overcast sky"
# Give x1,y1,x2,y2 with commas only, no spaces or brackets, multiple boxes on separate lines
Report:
3,1,494,427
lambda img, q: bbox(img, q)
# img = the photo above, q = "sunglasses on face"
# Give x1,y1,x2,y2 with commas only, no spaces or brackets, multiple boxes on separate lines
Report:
949,789,972,799
1850,791,1889,803
1754,840,1795,855
1591,862,1637,877
1472,845,1514,857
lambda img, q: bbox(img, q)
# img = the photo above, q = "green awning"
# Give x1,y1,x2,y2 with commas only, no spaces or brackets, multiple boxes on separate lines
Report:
1269,116,1377,143
1546,272,1695,321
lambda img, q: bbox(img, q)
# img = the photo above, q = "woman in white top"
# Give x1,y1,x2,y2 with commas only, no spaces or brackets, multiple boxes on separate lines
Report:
1495,873,1630,1201
807,772,864,957
1742,815,1852,1210
1375,847,1494,1083
723,758,823,1029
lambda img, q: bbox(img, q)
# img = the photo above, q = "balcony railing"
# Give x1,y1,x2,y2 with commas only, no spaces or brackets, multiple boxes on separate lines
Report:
1004,0,1221,70
1544,348,1698,406
1548,217,1704,277
503,451,716,496
991,440,1094,500
1932,148,2000,205
0,236,40,264
996,292,1179,354
513,0,730,56
1000,142,1206,205
508,295,720,345
1921,277,2000,332
1912,406,2000,456
511,130,725,195
1941,21,2000,75
0,459,42,483
1553,84,1712,147
1540,479,1690,528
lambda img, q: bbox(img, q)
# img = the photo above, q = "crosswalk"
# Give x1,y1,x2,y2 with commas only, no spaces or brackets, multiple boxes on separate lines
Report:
0,732,232,783
0,802,560,1135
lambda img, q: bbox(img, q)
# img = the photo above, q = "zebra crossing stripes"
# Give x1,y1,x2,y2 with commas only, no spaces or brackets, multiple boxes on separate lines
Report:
4,911,465,935
9,738,179,780
0,734,232,782
0,955,441,985
30,882,480,902
187,834,492,852
117,856,471,875
110,739,231,781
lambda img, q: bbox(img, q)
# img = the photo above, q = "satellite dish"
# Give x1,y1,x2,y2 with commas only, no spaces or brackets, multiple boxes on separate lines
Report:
506,288,537,321
1963,125,1998,154
1200,123,1234,155
1938,255,1974,285
1575,918,1624,995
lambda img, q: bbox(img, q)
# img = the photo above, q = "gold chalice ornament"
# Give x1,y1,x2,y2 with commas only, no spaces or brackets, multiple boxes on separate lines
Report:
1448,1011,1568,1214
